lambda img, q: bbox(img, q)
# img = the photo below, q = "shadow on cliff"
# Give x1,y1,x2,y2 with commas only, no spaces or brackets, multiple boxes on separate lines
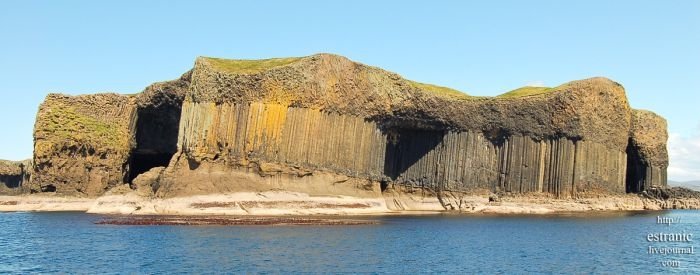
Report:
1,175,22,188
383,129,446,180
127,100,182,182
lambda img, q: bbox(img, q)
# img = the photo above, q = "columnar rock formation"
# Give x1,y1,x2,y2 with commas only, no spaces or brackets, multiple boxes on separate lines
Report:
627,110,668,192
27,72,191,196
21,54,668,200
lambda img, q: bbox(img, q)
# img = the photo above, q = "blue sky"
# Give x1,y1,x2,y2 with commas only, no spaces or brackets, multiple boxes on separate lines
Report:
1,1,698,180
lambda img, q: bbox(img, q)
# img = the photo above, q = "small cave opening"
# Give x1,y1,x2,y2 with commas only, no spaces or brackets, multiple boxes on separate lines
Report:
0,174,22,189
127,103,181,183
625,138,646,193
383,129,446,180
380,181,389,192
41,184,56,192
0,163,28,189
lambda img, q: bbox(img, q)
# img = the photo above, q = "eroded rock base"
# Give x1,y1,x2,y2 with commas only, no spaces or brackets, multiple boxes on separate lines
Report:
3,186,699,215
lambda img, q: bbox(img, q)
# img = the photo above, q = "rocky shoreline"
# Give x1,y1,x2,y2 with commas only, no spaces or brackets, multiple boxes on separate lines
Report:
0,54,685,219
2,187,698,216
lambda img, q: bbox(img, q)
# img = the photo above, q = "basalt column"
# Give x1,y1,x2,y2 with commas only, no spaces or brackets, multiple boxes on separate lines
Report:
28,54,671,200
177,102,387,180
384,132,627,198
626,110,668,192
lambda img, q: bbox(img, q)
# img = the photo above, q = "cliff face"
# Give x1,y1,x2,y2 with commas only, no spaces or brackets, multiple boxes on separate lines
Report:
26,54,668,199
128,71,191,183
27,72,191,197
0,160,31,194
31,94,136,195
627,110,668,192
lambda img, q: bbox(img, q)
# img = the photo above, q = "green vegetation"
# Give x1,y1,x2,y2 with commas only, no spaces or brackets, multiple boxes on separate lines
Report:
498,86,553,98
205,56,302,74
204,55,563,100
40,105,129,150
408,80,470,99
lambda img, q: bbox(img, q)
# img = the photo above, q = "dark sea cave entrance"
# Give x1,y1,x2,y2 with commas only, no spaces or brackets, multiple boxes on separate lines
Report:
0,174,22,189
126,103,181,183
383,129,446,180
625,138,645,193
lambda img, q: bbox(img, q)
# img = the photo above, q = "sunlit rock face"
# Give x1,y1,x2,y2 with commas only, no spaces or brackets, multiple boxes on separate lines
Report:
29,54,667,198
626,110,668,192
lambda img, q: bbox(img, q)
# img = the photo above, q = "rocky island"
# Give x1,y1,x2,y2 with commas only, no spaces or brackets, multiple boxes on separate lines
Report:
2,54,699,215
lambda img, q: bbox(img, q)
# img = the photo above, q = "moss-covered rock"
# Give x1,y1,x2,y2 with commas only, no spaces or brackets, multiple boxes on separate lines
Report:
31,93,137,196
189,54,632,150
28,53,669,199
498,86,553,98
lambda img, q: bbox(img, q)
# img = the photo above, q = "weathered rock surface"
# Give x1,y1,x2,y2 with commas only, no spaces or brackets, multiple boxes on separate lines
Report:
189,55,631,149
128,71,191,183
0,159,31,194
26,54,669,203
0,160,23,185
131,167,165,197
31,93,136,196
167,54,662,198
627,110,668,192
28,71,190,197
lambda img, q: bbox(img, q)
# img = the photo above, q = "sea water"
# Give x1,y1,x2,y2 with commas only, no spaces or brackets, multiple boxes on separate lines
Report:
1,211,698,273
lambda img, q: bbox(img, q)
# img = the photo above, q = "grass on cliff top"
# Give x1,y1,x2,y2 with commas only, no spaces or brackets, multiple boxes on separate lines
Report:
204,55,560,100
498,86,553,98
408,80,470,99
40,106,129,150
205,57,302,74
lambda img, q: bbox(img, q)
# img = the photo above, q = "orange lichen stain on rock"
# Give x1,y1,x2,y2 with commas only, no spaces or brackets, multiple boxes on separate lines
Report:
262,104,288,156
182,101,292,160
262,79,297,106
